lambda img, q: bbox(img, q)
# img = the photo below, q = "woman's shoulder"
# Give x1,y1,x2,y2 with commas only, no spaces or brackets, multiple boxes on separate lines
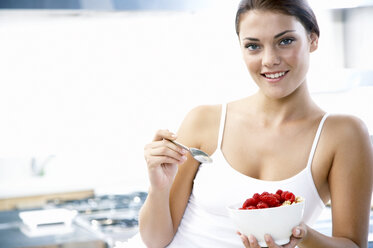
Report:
182,104,222,129
177,104,223,152
324,113,371,152
325,113,370,138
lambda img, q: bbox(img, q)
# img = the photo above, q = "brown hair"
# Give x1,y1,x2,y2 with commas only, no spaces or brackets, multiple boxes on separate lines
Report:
235,0,320,37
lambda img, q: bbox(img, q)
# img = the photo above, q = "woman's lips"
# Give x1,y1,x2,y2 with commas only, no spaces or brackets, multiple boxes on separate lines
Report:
261,70,289,82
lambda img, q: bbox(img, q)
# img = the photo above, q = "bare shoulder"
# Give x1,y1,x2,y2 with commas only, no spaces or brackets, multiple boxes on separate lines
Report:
177,104,222,153
324,113,372,197
182,104,221,128
324,115,373,246
324,114,371,149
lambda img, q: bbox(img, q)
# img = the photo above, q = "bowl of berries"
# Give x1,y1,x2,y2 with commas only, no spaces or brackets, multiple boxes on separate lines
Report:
227,190,305,247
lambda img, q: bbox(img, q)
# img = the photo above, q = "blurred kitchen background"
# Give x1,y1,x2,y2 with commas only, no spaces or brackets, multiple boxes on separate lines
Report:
0,0,372,247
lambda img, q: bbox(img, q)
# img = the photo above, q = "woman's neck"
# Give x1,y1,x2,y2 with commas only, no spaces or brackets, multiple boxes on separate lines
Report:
251,83,317,127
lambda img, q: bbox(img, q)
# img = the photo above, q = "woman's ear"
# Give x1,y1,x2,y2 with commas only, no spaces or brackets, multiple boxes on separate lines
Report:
309,32,318,53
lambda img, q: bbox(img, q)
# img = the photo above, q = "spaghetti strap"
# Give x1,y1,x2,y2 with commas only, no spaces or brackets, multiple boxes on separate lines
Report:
217,103,227,149
306,113,330,169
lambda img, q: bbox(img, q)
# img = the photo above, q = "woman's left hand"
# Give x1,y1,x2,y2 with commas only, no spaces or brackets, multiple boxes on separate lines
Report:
238,223,307,248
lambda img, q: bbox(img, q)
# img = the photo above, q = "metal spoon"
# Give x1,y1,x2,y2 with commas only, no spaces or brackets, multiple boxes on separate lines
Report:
169,140,213,164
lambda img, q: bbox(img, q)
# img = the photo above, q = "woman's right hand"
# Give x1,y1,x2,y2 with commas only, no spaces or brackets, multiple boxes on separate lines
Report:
144,129,188,190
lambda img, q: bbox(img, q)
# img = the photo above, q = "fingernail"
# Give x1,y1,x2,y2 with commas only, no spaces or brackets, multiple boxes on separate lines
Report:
295,228,301,236
181,156,187,161
264,234,270,242
248,235,255,243
240,235,245,242
171,134,177,138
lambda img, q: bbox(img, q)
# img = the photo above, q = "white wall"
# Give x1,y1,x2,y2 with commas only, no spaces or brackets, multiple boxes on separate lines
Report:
344,6,373,68
0,8,251,191
0,5,372,194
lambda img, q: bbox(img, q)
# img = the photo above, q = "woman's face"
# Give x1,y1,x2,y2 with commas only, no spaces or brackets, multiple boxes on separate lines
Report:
238,10,318,99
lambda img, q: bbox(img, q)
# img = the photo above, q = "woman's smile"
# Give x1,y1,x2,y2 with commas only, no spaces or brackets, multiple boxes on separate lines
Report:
261,70,290,83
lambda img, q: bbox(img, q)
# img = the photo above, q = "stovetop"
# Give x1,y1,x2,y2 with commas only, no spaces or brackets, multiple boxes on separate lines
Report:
45,191,147,214
44,191,147,247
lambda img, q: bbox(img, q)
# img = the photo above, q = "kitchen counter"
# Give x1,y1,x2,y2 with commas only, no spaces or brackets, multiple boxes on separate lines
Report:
0,209,106,248
2,206,373,248
0,191,146,248
0,175,96,211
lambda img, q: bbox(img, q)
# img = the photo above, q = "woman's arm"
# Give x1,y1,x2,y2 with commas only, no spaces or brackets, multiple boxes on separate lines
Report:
139,105,221,247
298,115,372,248
323,115,373,247
139,129,187,248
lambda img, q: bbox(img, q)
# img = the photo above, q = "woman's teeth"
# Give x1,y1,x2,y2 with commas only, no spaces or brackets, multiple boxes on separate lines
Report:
264,71,286,79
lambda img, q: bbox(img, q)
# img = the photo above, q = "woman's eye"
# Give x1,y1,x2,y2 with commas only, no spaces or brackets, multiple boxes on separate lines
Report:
245,43,260,51
279,38,294,45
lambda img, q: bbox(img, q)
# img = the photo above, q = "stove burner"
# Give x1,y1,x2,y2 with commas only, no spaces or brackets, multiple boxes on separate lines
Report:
90,217,138,228
45,191,147,214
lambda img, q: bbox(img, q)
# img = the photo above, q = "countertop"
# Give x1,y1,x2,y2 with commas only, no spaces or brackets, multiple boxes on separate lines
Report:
0,208,106,248
1,206,372,248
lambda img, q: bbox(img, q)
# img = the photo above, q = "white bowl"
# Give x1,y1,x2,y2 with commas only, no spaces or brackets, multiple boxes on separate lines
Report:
227,200,305,246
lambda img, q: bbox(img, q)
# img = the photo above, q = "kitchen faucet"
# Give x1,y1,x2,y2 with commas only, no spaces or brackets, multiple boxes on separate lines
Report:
31,154,56,177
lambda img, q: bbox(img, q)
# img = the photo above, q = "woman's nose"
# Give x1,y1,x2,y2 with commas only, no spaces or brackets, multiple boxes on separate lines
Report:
262,47,280,67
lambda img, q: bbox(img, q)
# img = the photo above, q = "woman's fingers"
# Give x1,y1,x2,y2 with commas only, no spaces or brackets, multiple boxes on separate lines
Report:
237,224,307,248
284,224,307,247
237,232,262,248
148,152,186,167
152,139,187,155
264,234,281,248
146,140,187,164
292,224,306,238
145,132,187,163
152,129,177,142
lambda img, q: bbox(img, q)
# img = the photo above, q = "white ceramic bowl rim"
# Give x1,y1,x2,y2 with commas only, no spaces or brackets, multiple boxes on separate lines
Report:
228,200,304,211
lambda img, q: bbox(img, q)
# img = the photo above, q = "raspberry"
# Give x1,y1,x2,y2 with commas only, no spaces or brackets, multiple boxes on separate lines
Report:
239,189,301,210
253,193,260,200
256,201,269,209
273,193,281,202
284,192,295,203
260,194,280,207
260,192,270,197
259,192,269,202
246,206,257,210
281,191,290,202
242,198,258,208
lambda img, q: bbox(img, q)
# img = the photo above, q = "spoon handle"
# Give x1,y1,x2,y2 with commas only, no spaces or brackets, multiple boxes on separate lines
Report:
168,139,190,151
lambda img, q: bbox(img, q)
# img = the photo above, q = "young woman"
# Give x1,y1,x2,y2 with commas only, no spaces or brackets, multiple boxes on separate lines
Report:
139,0,373,247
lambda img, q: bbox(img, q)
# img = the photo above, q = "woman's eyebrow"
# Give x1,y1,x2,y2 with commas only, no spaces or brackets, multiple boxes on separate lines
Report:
274,29,296,38
243,30,296,41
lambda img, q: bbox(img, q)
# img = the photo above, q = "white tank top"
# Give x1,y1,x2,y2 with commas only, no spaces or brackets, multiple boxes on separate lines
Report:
166,104,329,247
